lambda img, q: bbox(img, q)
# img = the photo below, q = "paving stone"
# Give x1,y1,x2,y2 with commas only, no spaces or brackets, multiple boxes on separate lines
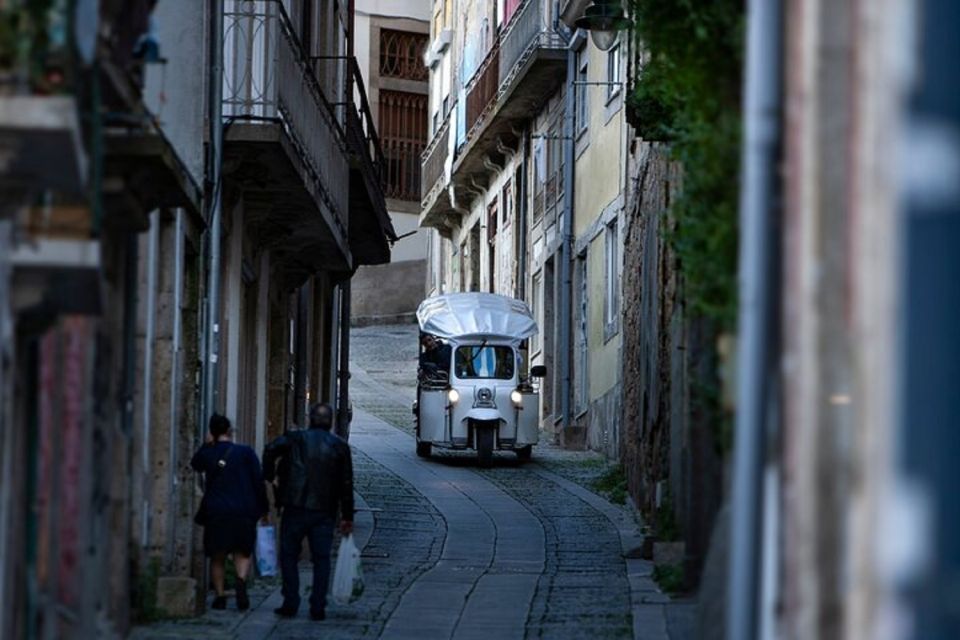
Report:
131,324,685,640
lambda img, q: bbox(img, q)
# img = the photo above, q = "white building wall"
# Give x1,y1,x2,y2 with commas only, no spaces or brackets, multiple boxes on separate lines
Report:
143,0,207,187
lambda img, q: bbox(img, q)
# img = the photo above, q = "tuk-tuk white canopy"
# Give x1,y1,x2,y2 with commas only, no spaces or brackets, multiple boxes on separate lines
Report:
416,293,538,344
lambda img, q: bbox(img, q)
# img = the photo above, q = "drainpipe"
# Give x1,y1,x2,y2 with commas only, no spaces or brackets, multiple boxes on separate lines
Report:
336,279,352,440
202,0,225,426
0,221,10,638
517,130,530,299
166,209,184,565
726,0,783,638
559,44,577,431
328,281,340,405
141,210,159,548
294,285,308,426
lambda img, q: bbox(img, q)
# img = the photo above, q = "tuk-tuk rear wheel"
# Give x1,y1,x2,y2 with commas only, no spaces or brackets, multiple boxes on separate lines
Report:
515,446,532,461
416,441,432,458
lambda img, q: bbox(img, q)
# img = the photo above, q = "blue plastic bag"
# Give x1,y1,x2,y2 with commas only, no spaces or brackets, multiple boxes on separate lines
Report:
256,524,278,577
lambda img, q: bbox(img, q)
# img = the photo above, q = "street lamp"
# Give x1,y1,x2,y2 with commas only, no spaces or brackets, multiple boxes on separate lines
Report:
575,0,633,51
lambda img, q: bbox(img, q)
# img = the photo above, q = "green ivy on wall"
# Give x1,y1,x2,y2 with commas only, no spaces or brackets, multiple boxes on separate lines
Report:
625,0,744,329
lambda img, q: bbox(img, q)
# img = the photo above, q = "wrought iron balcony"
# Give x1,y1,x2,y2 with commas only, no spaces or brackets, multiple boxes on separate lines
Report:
223,0,352,275
458,0,566,164
419,0,566,229
311,54,397,265
419,111,451,227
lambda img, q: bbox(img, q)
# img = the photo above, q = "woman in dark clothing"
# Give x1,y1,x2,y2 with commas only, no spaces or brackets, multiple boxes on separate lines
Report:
191,414,268,611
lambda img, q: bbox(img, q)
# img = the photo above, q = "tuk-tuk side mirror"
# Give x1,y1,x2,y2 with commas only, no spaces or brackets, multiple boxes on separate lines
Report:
530,365,547,378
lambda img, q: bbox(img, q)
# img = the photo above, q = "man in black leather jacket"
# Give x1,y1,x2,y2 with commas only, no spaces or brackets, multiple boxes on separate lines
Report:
263,403,354,620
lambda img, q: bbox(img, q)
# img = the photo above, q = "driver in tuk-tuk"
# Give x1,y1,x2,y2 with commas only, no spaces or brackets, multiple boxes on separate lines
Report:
418,333,451,381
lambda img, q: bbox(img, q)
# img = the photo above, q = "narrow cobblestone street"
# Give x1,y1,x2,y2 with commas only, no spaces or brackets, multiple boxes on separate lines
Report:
133,325,694,639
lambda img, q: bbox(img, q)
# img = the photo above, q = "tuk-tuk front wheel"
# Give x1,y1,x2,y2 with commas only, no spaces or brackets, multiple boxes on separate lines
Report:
515,445,532,461
476,428,494,467
416,441,432,458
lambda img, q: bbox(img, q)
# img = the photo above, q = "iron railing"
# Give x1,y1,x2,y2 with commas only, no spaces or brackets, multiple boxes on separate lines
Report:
464,42,500,136
379,90,428,201
223,0,349,225
463,0,566,144
379,29,430,82
421,112,451,203
421,0,565,207
499,0,566,86
312,55,389,203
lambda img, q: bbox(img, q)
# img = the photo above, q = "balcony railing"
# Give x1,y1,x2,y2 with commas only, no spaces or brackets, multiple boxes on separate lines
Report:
462,0,565,143
464,43,500,137
500,0,566,86
420,112,451,204
223,0,348,224
311,55,392,207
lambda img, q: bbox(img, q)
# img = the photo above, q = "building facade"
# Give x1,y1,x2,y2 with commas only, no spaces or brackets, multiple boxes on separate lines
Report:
0,0,393,636
350,0,432,323
419,0,629,456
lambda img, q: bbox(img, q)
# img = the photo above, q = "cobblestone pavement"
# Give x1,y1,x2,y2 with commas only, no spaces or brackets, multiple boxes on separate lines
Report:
349,324,628,497
133,323,688,639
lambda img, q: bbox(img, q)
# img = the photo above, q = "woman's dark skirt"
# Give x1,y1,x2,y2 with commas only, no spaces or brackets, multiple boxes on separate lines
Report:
203,515,257,556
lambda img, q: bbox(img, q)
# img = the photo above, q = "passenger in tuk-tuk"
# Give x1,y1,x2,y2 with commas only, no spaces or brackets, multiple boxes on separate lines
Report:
418,333,451,382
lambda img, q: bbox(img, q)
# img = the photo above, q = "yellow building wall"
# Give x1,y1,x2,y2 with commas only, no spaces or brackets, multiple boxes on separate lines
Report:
574,41,625,403
587,235,620,398
573,45,624,240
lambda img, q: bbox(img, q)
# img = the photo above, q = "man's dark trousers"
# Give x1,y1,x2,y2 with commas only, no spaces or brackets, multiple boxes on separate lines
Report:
280,506,335,614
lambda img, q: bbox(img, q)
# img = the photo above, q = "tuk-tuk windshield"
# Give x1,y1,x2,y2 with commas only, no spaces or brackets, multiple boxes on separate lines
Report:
454,345,515,380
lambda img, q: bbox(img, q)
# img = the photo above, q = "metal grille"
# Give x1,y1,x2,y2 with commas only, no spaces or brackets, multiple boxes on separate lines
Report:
421,113,450,203
223,0,349,234
379,90,428,201
465,43,500,135
379,30,429,82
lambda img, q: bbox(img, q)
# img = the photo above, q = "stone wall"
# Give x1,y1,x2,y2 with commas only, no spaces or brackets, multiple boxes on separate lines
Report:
621,142,678,516
620,142,724,583
351,259,426,325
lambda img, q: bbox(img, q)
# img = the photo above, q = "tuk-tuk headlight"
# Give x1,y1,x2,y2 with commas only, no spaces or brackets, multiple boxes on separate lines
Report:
510,390,523,406
447,388,460,405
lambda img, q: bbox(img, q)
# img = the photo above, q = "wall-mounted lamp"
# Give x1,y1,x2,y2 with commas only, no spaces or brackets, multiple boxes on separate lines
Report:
574,0,633,52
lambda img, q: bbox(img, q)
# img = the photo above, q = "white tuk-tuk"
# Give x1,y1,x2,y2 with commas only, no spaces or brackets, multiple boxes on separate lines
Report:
413,292,546,465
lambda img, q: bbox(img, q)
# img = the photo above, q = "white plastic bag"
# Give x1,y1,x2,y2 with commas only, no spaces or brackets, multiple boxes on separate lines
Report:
331,534,364,605
255,524,278,577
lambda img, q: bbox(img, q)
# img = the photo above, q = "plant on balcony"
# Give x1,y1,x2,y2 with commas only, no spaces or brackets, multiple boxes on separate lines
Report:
625,0,743,329
0,0,70,93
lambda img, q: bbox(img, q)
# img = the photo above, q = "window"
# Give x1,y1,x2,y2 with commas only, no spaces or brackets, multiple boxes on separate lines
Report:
501,181,513,229
533,138,545,220
604,219,620,333
379,90,429,200
487,199,499,241
576,255,589,411
576,48,589,134
607,43,621,101
531,272,542,354
546,114,564,208
380,30,429,82
455,345,516,380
